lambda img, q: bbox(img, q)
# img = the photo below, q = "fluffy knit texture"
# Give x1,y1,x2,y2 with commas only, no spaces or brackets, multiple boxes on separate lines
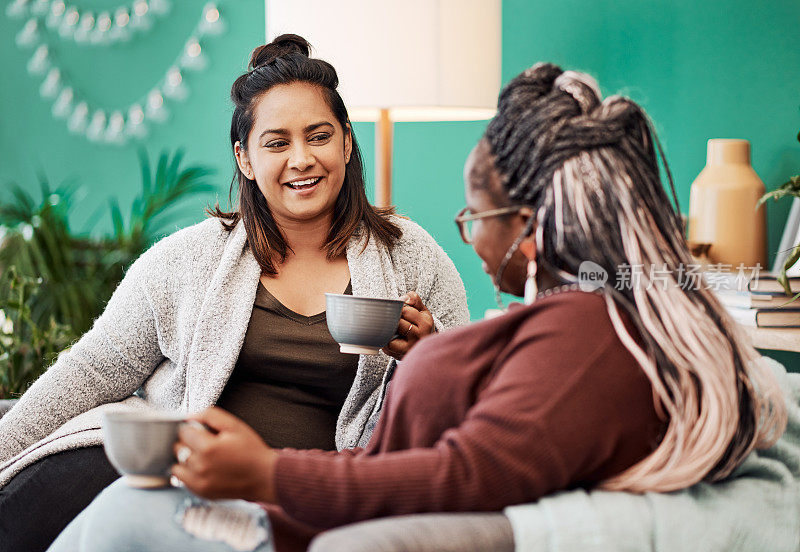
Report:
0,216,469,488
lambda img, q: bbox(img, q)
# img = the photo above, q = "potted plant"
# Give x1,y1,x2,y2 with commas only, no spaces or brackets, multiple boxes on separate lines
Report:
0,149,214,401
0,268,74,403
758,130,800,297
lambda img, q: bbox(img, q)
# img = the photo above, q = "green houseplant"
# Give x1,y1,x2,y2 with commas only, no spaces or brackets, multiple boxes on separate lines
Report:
0,149,214,398
758,130,800,297
0,268,74,399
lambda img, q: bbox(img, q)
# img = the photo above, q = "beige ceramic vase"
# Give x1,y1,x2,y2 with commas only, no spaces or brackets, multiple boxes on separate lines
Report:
688,139,767,269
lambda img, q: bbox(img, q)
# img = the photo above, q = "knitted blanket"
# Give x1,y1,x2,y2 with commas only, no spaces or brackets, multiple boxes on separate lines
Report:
505,357,800,552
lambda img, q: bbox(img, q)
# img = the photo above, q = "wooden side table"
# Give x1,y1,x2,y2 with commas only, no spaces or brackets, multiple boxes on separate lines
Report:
743,326,800,353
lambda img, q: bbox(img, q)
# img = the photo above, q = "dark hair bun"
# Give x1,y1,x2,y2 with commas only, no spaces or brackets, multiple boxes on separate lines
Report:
249,34,311,70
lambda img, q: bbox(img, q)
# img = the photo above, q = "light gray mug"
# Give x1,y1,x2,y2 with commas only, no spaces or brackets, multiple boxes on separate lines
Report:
101,411,186,488
325,293,405,355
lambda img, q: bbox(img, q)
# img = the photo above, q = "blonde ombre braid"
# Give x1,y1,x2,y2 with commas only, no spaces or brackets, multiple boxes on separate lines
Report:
484,63,786,491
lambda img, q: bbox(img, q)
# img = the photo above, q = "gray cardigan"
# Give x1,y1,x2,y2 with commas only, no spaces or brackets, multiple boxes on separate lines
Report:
0,216,469,487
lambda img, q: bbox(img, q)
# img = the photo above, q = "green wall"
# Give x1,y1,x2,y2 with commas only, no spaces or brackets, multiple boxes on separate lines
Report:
2,0,799,366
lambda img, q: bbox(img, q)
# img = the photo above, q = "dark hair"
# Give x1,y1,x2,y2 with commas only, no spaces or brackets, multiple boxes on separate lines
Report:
482,63,785,492
209,34,401,274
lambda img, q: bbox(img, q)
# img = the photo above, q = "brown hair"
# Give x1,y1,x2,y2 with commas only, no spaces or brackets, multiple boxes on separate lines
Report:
208,34,401,274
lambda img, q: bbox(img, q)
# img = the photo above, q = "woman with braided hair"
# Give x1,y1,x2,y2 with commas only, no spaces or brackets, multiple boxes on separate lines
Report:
478,62,786,490
51,63,787,552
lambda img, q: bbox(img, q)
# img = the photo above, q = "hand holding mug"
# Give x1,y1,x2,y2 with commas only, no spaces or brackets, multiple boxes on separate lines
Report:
382,291,435,360
171,407,278,503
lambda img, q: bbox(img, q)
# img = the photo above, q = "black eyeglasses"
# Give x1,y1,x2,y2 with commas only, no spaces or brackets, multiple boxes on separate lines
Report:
454,206,526,244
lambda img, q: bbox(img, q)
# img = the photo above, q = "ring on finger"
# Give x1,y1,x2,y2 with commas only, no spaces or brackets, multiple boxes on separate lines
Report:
403,322,415,337
176,446,192,464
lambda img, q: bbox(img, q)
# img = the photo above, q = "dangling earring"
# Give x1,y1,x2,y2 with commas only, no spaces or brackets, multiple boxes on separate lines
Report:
524,259,538,305
493,237,523,310
494,218,536,310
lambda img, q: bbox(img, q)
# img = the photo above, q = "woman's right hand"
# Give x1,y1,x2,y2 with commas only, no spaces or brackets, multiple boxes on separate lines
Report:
172,407,278,503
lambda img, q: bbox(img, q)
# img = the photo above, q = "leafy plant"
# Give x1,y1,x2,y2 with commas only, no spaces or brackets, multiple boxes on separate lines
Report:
108,149,216,260
0,149,214,335
758,130,800,297
0,268,74,399
0,149,214,396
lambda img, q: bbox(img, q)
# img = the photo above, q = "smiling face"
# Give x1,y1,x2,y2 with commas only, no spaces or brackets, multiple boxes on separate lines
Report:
464,140,532,297
235,82,352,226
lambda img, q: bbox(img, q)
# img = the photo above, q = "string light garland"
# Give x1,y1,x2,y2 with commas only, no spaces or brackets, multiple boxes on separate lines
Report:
8,1,225,145
8,0,171,45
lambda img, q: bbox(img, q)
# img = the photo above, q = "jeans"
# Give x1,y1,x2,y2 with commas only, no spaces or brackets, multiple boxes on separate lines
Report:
48,479,275,552
0,446,120,552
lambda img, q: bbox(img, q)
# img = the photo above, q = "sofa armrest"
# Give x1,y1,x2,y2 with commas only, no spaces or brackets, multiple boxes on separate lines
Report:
309,513,514,552
0,399,18,420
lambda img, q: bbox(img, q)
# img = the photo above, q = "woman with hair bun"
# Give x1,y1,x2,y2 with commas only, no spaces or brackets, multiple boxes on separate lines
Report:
0,34,468,552
49,63,787,552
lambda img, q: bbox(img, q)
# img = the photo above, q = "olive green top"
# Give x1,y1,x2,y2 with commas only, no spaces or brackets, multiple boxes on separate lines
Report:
216,281,358,451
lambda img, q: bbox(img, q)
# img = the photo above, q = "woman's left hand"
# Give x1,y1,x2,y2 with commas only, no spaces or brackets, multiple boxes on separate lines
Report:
382,291,435,360
171,407,278,503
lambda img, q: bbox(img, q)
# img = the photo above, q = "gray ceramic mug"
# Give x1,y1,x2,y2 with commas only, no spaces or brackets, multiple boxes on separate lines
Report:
101,411,186,488
325,294,405,355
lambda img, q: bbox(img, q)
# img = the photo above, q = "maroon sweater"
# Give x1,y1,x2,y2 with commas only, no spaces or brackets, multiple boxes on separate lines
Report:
271,289,663,549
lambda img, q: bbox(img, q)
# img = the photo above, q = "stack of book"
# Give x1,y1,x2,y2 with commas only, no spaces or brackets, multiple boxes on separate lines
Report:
716,274,800,328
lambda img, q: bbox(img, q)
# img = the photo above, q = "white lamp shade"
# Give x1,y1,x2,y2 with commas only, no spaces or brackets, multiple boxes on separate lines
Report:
265,0,501,122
